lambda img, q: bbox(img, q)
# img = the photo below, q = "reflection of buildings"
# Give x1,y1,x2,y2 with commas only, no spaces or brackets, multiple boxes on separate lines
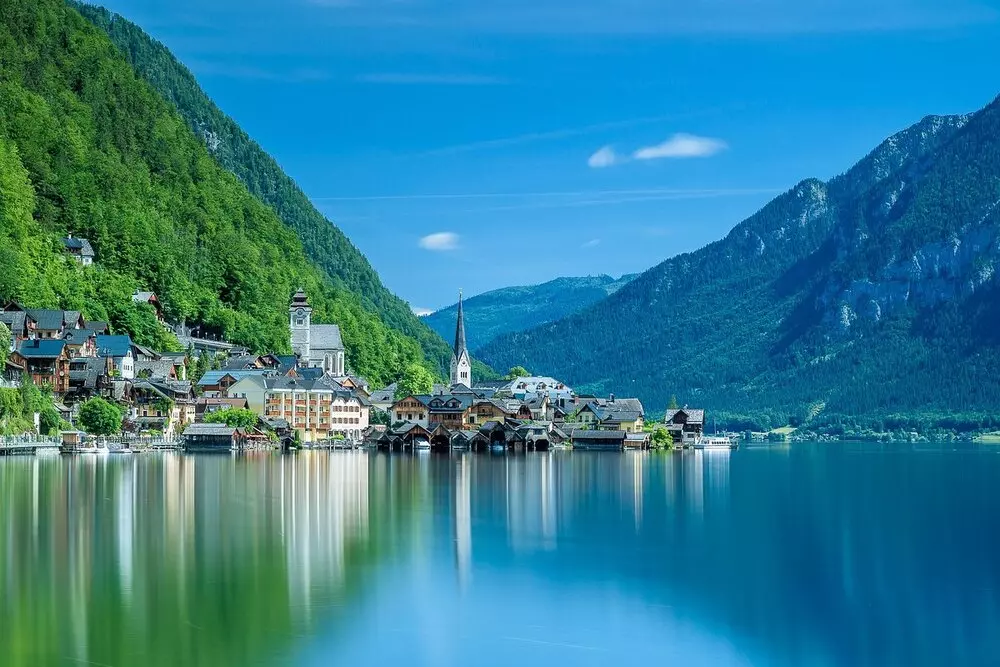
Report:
281,451,370,619
454,455,472,586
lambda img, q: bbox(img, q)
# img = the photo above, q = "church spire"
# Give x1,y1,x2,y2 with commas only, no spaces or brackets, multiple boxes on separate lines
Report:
454,289,467,357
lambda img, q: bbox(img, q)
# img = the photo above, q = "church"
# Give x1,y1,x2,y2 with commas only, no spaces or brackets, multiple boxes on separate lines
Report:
450,291,472,387
289,289,346,375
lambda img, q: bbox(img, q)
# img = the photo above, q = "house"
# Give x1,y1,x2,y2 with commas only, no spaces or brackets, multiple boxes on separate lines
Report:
60,329,96,358
10,340,71,394
588,395,645,416
96,335,135,379
0,310,33,345
517,423,552,450
130,379,196,436
333,374,370,397
62,234,95,265
3,357,24,385
289,289,346,375
392,395,431,428
182,424,249,452
158,353,188,380
596,409,645,434
259,376,370,443
135,358,178,381
426,393,476,430
67,356,111,399
15,308,84,340
368,383,397,414
498,376,575,407
132,291,165,323
196,370,271,398
469,398,517,426
664,408,705,446
84,321,109,336
625,432,651,449
571,429,626,451
526,395,549,421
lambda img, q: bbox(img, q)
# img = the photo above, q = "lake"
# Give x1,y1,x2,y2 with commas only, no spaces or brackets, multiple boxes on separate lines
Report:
1,444,998,666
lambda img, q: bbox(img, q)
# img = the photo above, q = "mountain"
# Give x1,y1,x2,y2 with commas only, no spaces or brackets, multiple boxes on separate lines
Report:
71,1,455,375
0,0,427,386
423,274,637,353
479,104,1000,429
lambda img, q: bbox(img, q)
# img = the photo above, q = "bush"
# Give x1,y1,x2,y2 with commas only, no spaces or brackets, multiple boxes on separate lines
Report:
78,398,123,435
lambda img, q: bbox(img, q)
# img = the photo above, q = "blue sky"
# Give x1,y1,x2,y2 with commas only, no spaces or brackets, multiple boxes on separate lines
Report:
93,0,1000,312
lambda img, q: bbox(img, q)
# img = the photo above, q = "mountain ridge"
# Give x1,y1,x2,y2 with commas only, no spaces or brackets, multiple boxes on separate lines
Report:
423,274,637,353
479,104,1000,426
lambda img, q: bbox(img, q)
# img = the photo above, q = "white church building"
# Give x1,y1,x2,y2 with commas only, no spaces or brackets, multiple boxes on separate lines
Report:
289,289,346,375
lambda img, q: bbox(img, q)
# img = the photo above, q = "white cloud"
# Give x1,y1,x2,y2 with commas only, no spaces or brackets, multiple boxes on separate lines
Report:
581,238,601,248
633,133,728,160
587,146,620,168
419,232,460,251
412,306,434,317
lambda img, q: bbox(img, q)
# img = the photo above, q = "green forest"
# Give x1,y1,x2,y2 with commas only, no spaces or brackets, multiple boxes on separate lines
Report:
71,2,456,376
0,0,433,387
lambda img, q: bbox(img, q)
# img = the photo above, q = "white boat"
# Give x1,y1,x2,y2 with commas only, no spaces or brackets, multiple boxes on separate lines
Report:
413,440,431,451
695,436,736,450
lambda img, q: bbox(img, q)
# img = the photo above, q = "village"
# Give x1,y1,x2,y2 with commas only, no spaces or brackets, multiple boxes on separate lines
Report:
0,237,721,454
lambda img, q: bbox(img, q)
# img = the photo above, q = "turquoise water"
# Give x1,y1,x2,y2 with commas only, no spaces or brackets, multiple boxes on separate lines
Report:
1,444,998,666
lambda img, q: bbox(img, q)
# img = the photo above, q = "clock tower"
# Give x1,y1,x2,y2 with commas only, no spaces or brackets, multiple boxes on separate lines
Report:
290,288,313,364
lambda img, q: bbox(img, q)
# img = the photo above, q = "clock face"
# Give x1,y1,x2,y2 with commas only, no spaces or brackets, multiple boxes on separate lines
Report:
296,308,305,317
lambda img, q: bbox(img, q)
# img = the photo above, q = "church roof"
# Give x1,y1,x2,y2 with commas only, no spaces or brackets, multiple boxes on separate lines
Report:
310,324,343,351
290,288,311,308
453,291,467,358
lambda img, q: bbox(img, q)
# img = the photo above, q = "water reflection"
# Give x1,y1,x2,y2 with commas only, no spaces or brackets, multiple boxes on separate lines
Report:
1,446,999,666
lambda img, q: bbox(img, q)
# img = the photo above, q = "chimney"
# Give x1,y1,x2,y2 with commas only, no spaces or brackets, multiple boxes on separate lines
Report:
67,232,72,239
610,393,615,403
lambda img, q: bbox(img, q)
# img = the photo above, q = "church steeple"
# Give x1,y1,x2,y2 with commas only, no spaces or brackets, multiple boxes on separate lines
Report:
454,289,467,357
450,289,472,387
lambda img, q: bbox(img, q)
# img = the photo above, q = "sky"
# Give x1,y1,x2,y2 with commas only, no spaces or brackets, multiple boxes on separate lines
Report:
93,0,1000,312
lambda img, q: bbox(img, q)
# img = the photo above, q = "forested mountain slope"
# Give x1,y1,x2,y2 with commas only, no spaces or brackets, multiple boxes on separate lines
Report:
480,106,1000,427
424,274,636,352
0,0,424,385
72,1,455,374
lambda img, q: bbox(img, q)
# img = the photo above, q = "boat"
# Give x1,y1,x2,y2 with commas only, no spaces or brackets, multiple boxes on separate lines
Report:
413,439,431,451
695,435,738,450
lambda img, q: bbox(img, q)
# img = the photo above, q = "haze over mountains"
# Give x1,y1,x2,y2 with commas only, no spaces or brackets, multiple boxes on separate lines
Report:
480,105,1000,426
424,274,636,352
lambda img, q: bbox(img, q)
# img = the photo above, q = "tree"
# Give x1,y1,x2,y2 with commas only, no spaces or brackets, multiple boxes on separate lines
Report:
651,426,673,450
395,363,435,400
505,366,530,380
668,395,679,410
203,407,259,429
78,398,123,435
39,406,63,435
0,321,10,367
192,353,210,383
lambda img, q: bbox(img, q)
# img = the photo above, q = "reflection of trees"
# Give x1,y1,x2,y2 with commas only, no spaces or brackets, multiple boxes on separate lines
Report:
0,452,410,667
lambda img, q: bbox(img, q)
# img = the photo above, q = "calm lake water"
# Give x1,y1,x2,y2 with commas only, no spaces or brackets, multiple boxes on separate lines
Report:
2,444,999,666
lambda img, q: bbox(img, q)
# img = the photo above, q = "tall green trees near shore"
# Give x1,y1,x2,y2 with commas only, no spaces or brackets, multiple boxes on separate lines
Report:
0,0,431,387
